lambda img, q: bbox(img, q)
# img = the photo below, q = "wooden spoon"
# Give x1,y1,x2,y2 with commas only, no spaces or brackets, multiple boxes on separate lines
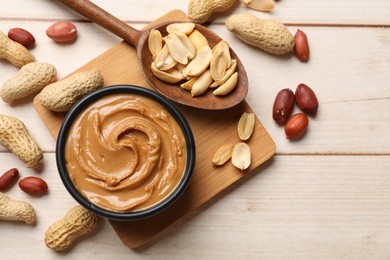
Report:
57,0,248,110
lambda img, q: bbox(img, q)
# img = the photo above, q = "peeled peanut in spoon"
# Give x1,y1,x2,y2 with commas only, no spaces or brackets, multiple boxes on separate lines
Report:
182,45,212,77
154,45,177,71
210,48,227,81
148,29,162,58
151,62,184,83
213,72,238,96
191,69,213,97
210,59,237,88
181,77,198,91
175,32,196,60
213,40,232,68
165,33,191,65
188,30,209,50
166,23,196,35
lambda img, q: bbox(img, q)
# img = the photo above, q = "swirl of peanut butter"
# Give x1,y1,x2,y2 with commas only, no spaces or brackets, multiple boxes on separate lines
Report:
65,94,187,212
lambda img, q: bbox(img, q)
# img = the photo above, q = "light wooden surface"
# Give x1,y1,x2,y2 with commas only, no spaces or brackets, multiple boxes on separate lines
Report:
1,1,389,259
33,10,276,248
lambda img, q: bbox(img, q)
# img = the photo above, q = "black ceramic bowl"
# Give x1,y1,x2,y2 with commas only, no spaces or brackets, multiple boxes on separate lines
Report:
56,85,195,220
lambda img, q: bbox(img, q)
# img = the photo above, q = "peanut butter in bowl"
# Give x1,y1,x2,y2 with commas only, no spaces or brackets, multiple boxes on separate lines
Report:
56,85,195,220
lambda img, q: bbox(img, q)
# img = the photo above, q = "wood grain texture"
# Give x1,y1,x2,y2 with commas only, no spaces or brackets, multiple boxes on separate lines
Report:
1,0,390,258
33,10,275,248
3,0,390,25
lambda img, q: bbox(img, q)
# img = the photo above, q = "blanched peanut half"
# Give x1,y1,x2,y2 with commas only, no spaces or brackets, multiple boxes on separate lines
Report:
155,45,177,71
191,69,213,97
241,0,275,12
151,62,184,83
165,33,191,65
182,45,212,77
231,142,251,171
210,41,232,81
212,144,233,166
175,63,186,74
210,48,227,81
188,30,209,50
213,72,238,96
216,40,232,68
210,59,237,88
166,23,196,35
175,32,196,60
180,77,197,91
237,112,255,141
148,29,162,59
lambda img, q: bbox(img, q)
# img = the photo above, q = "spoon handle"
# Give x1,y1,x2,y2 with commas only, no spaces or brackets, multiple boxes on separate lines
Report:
57,0,142,47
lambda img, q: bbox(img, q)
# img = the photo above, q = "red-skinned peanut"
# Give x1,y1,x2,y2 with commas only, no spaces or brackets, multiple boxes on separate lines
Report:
294,29,310,62
295,83,319,115
273,88,295,124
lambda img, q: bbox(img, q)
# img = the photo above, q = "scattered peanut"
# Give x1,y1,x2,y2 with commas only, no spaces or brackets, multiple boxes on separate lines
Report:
38,69,104,112
231,142,251,170
0,168,19,191
1,62,57,103
0,114,43,168
240,0,275,12
0,31,35,67
188,0,237,24
295,83,318,115
272,88,295,124
294,29,310,62
19,176,48,196
237,112,255,141
0,192,36,224
284,113,309,140
45,205,99,251
212,111,255,168
8,28,35,48
46,21,77,43
226,14,295,55
212,144,233,166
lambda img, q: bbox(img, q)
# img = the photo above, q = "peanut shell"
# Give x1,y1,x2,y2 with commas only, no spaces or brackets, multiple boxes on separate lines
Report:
0,31,35,67
0,192,36,224
39,69,104,112
0,114,43,168
1,62,57,103
225,14,295,55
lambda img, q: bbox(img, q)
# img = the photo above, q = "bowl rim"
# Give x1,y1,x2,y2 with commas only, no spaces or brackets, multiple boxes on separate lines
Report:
56,85,196,220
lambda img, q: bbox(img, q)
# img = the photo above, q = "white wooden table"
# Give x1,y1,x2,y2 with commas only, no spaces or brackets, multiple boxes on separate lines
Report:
1,1,390,259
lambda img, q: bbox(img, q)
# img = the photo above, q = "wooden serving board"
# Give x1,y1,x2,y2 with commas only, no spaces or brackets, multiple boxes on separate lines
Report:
33,10,275,249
